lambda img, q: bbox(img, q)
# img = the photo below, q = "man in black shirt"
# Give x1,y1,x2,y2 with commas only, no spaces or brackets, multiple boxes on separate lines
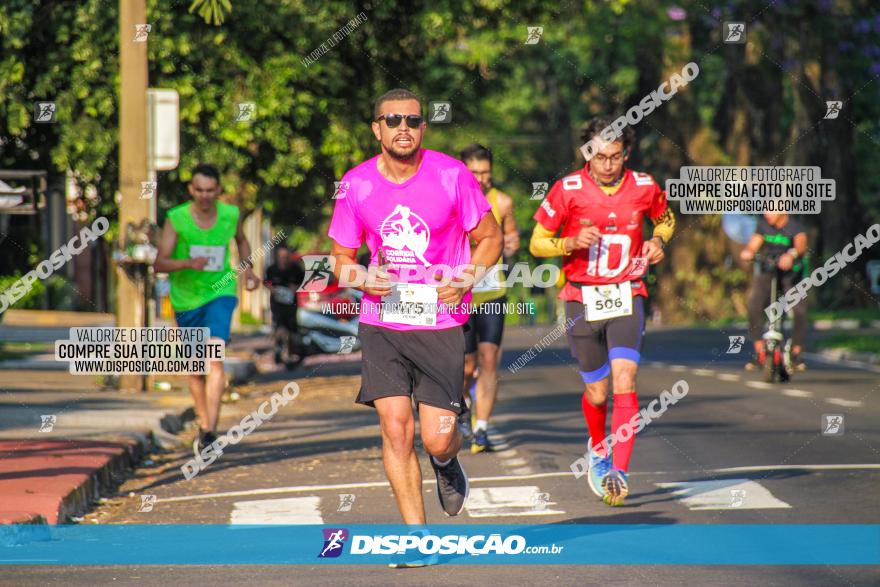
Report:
264,245,306,363
740,213,808,369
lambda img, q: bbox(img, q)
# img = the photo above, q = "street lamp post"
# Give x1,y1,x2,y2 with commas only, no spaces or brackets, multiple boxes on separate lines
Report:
118,0,151,392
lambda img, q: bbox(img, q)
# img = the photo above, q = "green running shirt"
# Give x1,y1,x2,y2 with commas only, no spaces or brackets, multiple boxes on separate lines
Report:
167,201,239,311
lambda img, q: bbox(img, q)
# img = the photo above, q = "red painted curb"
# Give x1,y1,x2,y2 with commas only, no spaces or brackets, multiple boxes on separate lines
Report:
0,437,150,524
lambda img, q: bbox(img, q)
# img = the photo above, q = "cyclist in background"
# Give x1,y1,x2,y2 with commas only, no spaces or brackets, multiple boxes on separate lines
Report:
740,213,808,370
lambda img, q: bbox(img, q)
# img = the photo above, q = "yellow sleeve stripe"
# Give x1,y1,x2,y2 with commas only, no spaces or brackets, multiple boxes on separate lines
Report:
650,207,675,244
529,224,569,257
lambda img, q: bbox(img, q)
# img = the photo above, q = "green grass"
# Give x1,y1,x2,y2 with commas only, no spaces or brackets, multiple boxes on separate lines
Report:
0,342,53,361
814,334,880,354
239,311,262,326
809,307,880,322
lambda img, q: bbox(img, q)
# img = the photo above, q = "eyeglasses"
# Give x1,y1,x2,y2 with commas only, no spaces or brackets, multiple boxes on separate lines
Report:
375,114,424,129
593,152,625,164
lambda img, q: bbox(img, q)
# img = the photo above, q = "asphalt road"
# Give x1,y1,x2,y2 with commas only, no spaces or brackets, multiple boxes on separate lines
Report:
3,325,878,586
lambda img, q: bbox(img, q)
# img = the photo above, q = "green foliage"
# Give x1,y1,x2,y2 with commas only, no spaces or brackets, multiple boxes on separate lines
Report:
0,272,46,310
189,0,232,26
238,310,260,325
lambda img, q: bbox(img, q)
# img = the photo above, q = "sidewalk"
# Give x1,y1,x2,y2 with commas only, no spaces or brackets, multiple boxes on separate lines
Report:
0,369,195,524
0,315,260,385
0,313,273,526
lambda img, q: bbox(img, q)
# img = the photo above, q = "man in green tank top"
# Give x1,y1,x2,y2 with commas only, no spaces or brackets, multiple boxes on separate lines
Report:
155,163,260,458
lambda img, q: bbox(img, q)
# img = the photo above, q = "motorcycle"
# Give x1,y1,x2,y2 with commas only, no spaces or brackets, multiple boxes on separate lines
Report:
754,252,794,383
271,282,362,368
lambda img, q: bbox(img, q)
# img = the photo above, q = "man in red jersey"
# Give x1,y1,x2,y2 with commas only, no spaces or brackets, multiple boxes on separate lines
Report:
529,117,675,506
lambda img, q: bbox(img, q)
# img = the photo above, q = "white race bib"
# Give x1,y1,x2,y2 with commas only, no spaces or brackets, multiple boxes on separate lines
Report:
582,281,633,321
189,245,225,272
381,283,438,326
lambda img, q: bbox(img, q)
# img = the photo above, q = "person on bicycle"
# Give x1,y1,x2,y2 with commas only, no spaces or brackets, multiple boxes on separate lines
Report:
264,244,305,364
740,213,808,370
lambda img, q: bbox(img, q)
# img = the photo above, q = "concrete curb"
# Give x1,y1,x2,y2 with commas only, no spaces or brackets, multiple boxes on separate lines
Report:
58,431,153,524
0,406,194,525
0,512,47,525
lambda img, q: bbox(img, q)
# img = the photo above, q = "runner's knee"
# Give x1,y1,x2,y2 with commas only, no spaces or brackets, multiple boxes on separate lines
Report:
477,345,499,370
380,414,414,453
610,359,638,394
421,431,455,456
583,382,608,406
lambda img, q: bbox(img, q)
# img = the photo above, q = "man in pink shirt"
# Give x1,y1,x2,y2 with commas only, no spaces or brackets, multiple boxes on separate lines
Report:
329,88,502,529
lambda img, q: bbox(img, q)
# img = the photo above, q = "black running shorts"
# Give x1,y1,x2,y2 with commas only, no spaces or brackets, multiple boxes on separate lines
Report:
357,323,467,415
464,296,507,354
564,296,646,384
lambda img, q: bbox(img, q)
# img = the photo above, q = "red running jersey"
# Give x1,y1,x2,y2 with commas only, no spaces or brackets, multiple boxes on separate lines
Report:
533,166,668,302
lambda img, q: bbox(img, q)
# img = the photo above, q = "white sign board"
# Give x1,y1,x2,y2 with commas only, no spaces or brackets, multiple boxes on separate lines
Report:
147,89,179,171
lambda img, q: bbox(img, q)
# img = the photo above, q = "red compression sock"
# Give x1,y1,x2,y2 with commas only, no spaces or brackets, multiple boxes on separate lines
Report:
611,392,639,472
581,392,608,457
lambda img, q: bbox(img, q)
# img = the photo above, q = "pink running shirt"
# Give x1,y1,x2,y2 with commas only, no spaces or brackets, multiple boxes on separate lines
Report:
328,149,491,331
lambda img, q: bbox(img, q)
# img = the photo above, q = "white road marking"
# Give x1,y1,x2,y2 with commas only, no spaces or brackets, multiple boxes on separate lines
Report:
802,351,880,374
158,464,880,503
656,479,791,510
502,457,529,467
746,381,773,390
511,467,535,475
713,464,880,473
229,496,323,524
495,449,518,459
781,388,813,398
465,486,565,517
717,373,740,382
486,424,516,456
825,397,863,408
669,365,688,372
692,368,715,376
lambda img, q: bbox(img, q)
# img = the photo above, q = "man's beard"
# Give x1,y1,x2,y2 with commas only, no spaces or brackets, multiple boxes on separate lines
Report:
385,139,420,161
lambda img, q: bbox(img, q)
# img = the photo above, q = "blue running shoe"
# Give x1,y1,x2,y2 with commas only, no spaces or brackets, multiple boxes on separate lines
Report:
471,428,493,453
601,468,629,506
587,447,612,499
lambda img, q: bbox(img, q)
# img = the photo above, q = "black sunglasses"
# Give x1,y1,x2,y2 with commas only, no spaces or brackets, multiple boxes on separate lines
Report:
375,114,423,129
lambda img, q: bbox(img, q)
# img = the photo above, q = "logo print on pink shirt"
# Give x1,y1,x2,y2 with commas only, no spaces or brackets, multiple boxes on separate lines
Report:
379,204,432,267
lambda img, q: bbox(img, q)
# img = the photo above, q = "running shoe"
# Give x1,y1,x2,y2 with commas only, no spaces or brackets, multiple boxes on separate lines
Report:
601,468,629,506
587,447,612,499
193,429,217,459
471,429,493,453
430,456,469,516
